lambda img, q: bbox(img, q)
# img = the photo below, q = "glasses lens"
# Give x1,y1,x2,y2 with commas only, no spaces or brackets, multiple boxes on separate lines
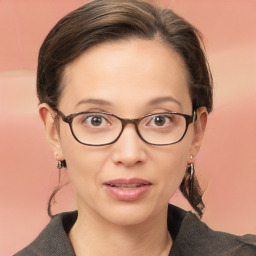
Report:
138,113,187,145
71,112,122,145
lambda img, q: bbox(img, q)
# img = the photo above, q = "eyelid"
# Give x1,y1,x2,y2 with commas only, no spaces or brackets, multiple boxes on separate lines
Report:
147,108,179,114
79,107,112,114
81,112,110,119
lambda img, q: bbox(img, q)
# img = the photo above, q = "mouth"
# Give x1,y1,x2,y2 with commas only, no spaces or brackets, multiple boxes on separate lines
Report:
107,183,147,189
103,178,152,201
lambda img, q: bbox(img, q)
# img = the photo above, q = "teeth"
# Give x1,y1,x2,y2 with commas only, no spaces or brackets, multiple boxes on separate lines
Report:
109,183,143,188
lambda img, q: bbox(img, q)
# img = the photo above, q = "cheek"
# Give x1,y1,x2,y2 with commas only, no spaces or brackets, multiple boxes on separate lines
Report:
58,126,107,190
62,147,110,203
153,136,192,192
159,150,187,184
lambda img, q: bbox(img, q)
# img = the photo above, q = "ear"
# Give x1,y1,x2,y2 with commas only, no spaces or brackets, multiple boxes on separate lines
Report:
38,103,64,160
188,106,208,160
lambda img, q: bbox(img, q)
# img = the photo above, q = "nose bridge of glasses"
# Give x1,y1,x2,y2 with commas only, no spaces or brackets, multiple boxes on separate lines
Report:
119,118,141,139
121,118,139,127
112,117,147,148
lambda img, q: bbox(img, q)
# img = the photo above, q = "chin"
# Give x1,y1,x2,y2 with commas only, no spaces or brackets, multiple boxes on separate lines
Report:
99,201,160,227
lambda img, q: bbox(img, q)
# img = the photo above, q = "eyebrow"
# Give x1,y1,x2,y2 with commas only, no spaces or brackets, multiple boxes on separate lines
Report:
75,98,112,108
148,96,182,107
75,96,181,108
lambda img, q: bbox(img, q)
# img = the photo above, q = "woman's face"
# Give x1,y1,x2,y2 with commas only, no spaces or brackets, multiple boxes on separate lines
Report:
41,39,206,225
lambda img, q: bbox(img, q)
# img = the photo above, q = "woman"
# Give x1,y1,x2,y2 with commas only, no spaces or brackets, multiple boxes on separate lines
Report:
15,0,256,255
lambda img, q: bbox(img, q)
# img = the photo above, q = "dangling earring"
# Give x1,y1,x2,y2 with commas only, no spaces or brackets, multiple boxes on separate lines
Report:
189,155,194,180
57,160,63,169
57,160,67,169
55,154,66,169
189,162,195,199
190,163,195,180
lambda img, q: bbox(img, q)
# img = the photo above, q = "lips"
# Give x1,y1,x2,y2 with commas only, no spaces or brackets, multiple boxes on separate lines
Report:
104,178,152,201
108,183,145,188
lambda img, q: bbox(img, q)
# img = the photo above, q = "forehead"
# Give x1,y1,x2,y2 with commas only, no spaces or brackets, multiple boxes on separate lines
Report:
60,39,192,114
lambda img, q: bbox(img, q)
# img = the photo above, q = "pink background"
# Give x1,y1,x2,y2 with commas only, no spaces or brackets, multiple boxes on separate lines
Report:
1,0,256,255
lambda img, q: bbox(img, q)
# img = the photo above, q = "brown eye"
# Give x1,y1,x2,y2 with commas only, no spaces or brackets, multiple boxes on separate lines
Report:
144,114,174,128
153,116,166,126
90,116,103,126
80,115,109,127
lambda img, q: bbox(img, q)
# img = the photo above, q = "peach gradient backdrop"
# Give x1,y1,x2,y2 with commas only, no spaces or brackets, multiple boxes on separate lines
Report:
1,0,256,255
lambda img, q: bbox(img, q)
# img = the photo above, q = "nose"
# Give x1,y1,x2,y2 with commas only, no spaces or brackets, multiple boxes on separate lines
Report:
111,124,147,167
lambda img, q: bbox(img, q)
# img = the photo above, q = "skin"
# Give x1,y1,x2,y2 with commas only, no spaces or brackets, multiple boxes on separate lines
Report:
39,39,207,256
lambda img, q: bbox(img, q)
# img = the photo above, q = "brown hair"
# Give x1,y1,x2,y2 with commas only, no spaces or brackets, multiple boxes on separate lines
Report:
37,0,213,217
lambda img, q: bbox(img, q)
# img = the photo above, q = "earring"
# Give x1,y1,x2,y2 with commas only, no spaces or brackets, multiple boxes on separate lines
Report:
57,160,67,169
190,163,195,180
57,160,63,169
55,154,66,169
188,162,195,199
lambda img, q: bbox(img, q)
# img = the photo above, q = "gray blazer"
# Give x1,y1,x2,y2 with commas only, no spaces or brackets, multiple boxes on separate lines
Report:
14,205,256,255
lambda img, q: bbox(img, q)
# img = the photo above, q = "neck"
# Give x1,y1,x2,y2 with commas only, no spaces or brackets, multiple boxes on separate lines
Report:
69,204,172,256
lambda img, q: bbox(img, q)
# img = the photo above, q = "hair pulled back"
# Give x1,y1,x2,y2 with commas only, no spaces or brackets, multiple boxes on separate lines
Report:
38,0,213,217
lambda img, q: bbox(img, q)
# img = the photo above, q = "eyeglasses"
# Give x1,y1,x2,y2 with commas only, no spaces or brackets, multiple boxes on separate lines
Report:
54,109,197,146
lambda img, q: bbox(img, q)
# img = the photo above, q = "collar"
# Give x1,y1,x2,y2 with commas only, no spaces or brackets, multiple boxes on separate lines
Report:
15,204,256,256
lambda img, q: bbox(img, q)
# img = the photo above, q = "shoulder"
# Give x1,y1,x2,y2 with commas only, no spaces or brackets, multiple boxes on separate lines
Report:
168,205,256,256
14,211,77,256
